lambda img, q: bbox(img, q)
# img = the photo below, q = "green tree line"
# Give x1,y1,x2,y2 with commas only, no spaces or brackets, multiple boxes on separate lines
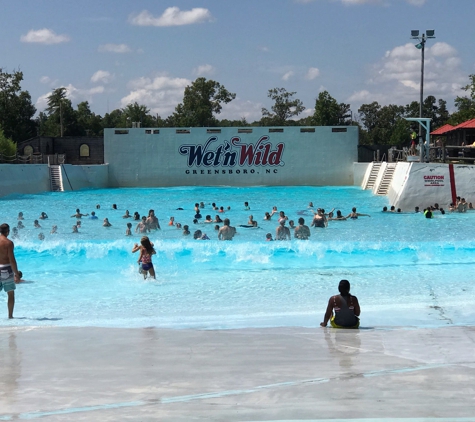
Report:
1,68,475,151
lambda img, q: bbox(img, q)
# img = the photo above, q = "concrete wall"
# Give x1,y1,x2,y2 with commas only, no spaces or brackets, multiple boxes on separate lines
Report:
60,164,109,191
0,164,109,198
0,164,50,197
390,162,475,210
353,163,370,186
104,126,358,187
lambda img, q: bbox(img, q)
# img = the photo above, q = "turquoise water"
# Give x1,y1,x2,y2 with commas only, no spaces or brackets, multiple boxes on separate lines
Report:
0,186,474,329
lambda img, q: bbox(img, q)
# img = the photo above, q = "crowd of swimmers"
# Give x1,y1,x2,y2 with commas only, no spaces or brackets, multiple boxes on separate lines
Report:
9,194,475,243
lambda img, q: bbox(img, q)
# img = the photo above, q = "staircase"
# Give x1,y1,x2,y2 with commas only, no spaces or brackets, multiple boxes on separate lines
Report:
362,162,381,190
49,165,64,192
375,163,397,196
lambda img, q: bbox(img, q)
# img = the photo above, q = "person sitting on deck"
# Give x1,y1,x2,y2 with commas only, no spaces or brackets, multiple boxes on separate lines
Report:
320,280,360,329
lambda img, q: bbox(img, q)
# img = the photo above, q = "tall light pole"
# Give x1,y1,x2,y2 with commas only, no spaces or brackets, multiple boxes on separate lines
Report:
410,30,435,139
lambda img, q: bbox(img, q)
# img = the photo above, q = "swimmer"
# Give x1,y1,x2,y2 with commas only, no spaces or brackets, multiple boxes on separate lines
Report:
288,220,295,229
382,206,388,212
244,201,250,210
132,236,156,280
194,230,210,240
218,218,236,240
311,209,327,228
183,225,190,235
176,222,182,229
308,202,314,209
264,212,271,221
168,216,175,226
248,215,256,226
266,233,274,241
112,204,117,210
89,211,98,220
346,207,370,219
123,210,131,219
218,206,225,213
17,212,24,220
125,222,132,236
133,212,140,220
17,221,24,230
211,203,218,210
328,210,346,221
278,211,288,223
204,215,213,223
320,279,360,328
270,206,278,217
39,212,48,219
96,204,100,209
103,218,112,227
194,203,200,213
294,217,310,240
214,224,220,231
71,209,88,219
136,216,149,233
214,215,223,223
51,225,57,234
146,210,161,230
38,233,45,241
34,220,41,228
11,227,19,239
200,202,205,208
414,207,420,213
276,220,291,240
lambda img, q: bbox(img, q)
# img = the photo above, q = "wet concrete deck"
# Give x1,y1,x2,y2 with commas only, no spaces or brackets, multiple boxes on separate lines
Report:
0,325,474,421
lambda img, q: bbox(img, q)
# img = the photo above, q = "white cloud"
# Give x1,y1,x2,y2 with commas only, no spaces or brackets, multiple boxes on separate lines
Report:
35,84,105,112
20,28,70,45
347,41,467,111
193,64,215,76
91,70,113,84
129,7,213,27
40,76,51,84
282,71,294,81
220,98,264,123
305,67,320,80
98,43,131,53
120,75,190,116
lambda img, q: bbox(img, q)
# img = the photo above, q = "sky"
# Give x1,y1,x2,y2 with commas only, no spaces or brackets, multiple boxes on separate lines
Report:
1,0,474,123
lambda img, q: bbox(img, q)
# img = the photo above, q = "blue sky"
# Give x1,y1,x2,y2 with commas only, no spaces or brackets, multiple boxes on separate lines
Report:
1,0,474,123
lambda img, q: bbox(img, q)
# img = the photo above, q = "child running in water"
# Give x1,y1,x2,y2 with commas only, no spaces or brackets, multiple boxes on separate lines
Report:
132,236,156,280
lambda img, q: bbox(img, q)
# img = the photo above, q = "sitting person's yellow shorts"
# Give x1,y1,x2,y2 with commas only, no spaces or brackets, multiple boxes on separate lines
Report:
330,315,360,329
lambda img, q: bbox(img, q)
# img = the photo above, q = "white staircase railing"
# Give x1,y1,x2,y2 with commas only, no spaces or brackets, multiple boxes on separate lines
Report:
375,163,397,196
362,162,382,190
49,165,64,192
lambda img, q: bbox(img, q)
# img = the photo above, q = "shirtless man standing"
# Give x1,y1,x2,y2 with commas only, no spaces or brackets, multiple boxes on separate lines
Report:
146,210,161,230
294,217,311,240
218,218,236,240
0,224,21,318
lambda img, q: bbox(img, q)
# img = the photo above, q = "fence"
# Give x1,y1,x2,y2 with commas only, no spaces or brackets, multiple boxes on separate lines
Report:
0,153,66,164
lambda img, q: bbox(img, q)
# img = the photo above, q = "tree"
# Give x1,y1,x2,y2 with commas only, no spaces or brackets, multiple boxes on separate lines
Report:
122,102,155,127
77,101,103,135
449,75,475,125
42,87,81,136
0,126,17,161
358,102,407,145
312,91,341,126
261,88,305,126
0,68,36,142
170,78,236,127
